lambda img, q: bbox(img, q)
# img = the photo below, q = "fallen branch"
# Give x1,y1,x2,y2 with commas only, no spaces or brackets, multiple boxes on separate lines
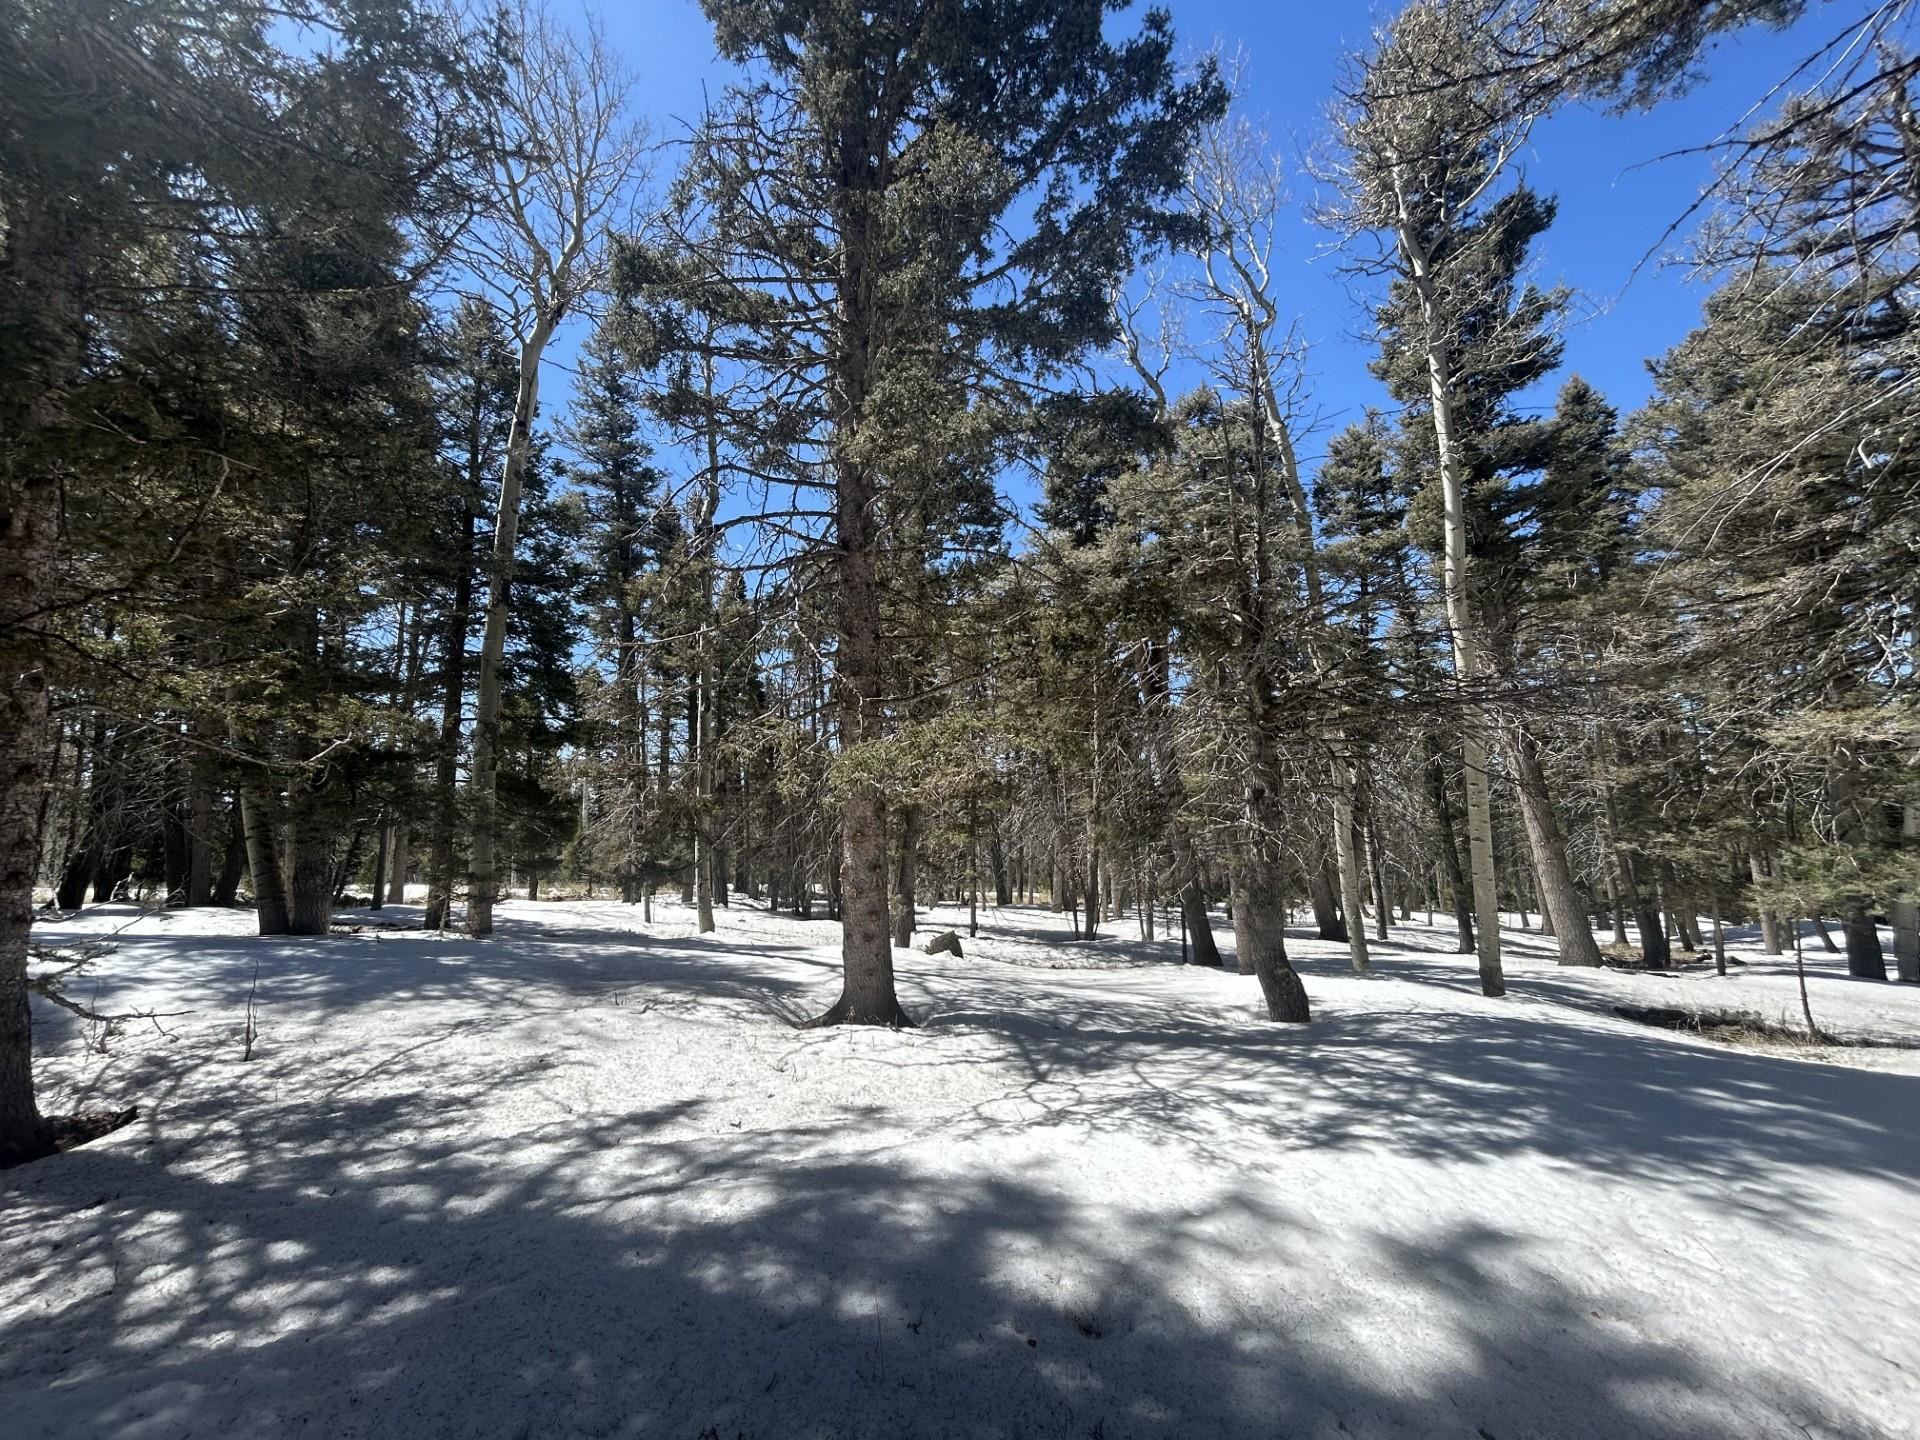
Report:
28,941,191,1050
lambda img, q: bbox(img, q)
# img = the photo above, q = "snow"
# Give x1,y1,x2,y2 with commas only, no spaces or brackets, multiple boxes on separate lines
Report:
6,897,1919,1439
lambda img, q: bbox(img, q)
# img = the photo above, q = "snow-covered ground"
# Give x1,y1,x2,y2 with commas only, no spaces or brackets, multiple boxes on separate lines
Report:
6,897,1918,1440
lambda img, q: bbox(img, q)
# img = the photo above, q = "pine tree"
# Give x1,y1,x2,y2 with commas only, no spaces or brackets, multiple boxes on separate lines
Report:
0,0,474,1161
630,0,1223,1026
563,325,673,905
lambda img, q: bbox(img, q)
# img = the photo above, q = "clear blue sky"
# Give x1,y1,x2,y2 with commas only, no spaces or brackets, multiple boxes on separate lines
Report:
565,0,1844,488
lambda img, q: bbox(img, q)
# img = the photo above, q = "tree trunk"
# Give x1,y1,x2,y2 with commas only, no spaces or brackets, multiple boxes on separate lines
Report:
1402,218,1503,997
468,327,551,938
1308,862,1348,943
1827,762,1888,979
386,824,408,905
1620,851,1668,968
1748,853,1783,954
1843,906,1887,981
1422,736,1475,954
1081,814,1099,941
1332,783,1371,973
1180,877,1221,967
425,503,476,931
1710,892,1727,977
1139,638,1214,965
1244,846,1310,1023
1894,802,1919,983
214,803,247,906
286,789,333,936
0,200,66,1152
989,826,1010,907
237,770,292,937
55,723,119,911
369,823,389,910
692,352,723,935
1606,865,1628,946
185,749,215,907
890,804,918,949
967,804,979,940
1509,728,1602,966
1231,867,1255,975
1364,805,1391,943
331,822,367,905
811,180,907,1026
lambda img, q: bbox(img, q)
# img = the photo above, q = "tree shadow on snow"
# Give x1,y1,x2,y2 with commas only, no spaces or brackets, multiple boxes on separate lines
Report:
0,1078,1874,1440
914,966,1920,1236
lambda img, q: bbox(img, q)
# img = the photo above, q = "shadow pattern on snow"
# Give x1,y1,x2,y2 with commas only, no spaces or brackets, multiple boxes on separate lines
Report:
8,904,1909,1438
0,1085,1872,1440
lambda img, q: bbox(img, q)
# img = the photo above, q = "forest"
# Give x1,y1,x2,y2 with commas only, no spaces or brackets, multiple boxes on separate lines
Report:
7,0,1919,1123
2,1,1918,1434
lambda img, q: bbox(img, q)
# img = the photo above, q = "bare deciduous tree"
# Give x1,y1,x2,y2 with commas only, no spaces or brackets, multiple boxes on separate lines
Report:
460,0,647,937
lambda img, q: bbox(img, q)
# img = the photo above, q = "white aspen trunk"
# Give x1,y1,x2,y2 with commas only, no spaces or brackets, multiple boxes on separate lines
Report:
1332,782,1371,975
1400,219,1504,998
467,324,551,938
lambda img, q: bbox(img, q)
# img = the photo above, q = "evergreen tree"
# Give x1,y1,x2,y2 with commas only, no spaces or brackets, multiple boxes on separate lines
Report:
627,0,1224,1026
0,0,474,1161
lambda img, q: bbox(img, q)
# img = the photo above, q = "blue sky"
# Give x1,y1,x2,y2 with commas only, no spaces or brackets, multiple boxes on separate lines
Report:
558,0,1844,492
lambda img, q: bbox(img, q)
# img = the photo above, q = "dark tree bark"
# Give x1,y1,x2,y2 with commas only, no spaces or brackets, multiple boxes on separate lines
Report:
287,801,333,936
369,822,388,910
425,504,476,931
237,767,292,937
1620,851,1668,968
809,173,908,1028
1244,860,1310,1023
1843,906,1887,981
185,750,215,906
1232,868,1256,975
1364,808,1390,943
1180,877,1222,967
1423,736,1475,954
213,802,247,906
1244,738,1309,1022
1509,728,1602,966
890,804,919,949
0,200,71,1159
55,723,121,910
1307,862,1348,943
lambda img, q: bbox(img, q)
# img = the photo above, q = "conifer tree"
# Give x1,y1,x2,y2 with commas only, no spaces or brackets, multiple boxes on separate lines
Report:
631,0,1223,1026
0,0,475,1161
